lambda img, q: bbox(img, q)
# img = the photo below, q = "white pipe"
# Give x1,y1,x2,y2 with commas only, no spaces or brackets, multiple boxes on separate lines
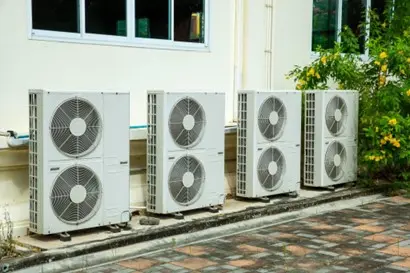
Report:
265,0,274,89
233,0,244,122
7,137,29,148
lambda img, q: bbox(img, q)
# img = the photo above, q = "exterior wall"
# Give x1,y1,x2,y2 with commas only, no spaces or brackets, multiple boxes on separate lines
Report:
241,0,313,90
0,0,314,237
0,0,235,139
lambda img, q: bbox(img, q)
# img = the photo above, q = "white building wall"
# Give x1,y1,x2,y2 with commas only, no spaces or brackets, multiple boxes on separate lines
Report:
0,0,314,237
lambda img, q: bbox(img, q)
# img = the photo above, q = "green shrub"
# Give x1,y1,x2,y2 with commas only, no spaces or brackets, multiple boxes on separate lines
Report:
288,0,410,186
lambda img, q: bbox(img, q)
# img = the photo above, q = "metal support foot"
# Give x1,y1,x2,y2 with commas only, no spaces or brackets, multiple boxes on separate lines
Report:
259,197,270,203
109,225,121,233
208,206,220,213
173,212,184,220
59,232,71,242
289,191,299,198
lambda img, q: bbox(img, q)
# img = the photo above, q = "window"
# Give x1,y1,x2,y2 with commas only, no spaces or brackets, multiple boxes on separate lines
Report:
311,0,387,54
30,0,208,49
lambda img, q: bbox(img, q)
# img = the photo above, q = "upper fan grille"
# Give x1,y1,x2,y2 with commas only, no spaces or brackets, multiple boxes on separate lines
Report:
325,141,347,181
168,97,206,148
168,155,205,206
258,96,287,141
50,165,102,225
257,147,285,191
50,97,102,157
325,95,348,136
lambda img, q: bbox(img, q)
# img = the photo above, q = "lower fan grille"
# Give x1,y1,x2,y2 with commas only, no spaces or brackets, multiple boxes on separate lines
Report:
325,141,346,181
168,155,205,206
257,147,285,191
50,165,102,225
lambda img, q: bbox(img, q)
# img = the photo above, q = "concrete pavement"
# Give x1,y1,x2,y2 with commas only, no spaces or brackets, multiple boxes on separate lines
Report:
77,196,410,272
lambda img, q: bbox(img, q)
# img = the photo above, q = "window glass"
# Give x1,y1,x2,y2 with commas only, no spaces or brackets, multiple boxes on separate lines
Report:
32,0,80,33
174,0,205,43
342,0,366,53
312,0,338,51
85,0,127,36
135,0,170,40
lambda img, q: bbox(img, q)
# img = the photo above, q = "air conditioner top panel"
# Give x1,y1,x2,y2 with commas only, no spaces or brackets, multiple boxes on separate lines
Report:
305,90,358,94
238,90,300,95
147,90,225,95
29,89,129,95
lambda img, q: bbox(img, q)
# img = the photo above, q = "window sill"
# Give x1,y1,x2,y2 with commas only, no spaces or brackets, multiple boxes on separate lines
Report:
29,31,211,53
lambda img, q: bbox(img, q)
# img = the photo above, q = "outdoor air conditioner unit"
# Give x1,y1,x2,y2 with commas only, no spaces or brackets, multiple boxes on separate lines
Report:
236,90,301,200
28,90,130,239
146,90,225,218
304,90,358,189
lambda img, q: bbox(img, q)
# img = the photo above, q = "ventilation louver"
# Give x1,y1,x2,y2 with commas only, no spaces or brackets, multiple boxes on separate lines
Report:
258,96,287,141
50,165,102,224
325,141,347,181
169,97,206,148
168,155,205,206
325,95,347,136
257,147,285,191
50,97,102,157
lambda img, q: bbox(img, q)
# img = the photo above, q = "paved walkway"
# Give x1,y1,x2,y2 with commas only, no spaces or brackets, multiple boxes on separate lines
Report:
82,196,410,273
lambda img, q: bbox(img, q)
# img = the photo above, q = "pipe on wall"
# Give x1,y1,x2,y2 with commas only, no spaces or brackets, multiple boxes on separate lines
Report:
233,0,244,121
264,0,274,89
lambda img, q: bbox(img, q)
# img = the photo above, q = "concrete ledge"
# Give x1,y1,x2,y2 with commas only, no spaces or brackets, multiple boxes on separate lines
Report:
2,187,383,272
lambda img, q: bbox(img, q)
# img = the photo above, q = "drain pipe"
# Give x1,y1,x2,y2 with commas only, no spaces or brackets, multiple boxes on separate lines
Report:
233,0,245,122
264,0,274,89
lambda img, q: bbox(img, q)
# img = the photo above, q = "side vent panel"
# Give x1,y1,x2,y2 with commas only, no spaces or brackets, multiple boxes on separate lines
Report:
304,92,315,185
237,93,247,195
29,92,39,231
147,94,157,210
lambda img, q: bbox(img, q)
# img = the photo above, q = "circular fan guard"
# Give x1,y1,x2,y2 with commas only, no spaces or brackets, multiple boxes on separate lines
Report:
168,155,205,206
50,165,102,225
257,147,285,191
325,95,348,136
325,141,347,181
50,97,102,157
168,97,206,148
258,96,287,141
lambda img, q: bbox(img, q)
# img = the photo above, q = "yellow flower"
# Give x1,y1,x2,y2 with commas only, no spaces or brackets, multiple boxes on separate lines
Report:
381,64,388,72
315,72,321,79
298,79,306,85
406,89,410,96
407,58,410,63
388,119,397,126
308,67,316,76
379,75,386,86
379,52,388,59
380,139,387,145
296,84,302,90
321,56,327,65
374,61,381,66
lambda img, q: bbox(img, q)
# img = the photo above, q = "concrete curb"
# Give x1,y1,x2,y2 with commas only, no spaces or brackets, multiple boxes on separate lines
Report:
4,187,382,272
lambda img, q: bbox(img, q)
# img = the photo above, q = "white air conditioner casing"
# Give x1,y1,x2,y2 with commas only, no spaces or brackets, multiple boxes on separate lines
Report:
304,90,358,188
146,90,225,214
236,90,301,198
29,90,130,235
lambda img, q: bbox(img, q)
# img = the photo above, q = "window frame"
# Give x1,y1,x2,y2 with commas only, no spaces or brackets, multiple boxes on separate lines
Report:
27,0,210,52
311,0,371,60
